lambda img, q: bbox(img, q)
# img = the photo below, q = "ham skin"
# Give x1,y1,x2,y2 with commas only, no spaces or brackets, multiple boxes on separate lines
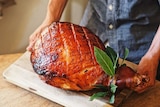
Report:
30,22,148,92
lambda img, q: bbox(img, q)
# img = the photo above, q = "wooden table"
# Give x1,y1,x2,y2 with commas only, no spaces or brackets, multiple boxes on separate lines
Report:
0,53,160,107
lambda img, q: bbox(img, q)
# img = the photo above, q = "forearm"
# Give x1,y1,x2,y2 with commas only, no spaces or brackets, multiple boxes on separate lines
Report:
147,25,160,60
44,0,68,23
136,26,160,92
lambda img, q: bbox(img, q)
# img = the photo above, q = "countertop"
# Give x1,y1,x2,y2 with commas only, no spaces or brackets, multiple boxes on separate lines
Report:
0,53,160,107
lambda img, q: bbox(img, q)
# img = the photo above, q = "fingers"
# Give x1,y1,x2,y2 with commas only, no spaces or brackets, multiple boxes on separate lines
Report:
134,82,154,93
26,32,40,52
26,25,45,51
134,77,155,93
130,73,154,93
26,21,52,52
26,40,35,52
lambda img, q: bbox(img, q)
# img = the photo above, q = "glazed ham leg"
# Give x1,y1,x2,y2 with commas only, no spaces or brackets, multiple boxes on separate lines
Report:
30,22,148,92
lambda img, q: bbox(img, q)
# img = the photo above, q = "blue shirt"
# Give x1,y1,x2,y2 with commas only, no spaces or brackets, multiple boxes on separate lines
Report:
80,0,160,64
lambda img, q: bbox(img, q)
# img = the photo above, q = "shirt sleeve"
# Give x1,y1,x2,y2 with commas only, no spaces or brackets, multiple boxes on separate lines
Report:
158,0,160,5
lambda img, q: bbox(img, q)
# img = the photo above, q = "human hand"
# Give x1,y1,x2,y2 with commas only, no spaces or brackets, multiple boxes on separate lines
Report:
26,20,52,52
26,0,68,51
135,53,158,93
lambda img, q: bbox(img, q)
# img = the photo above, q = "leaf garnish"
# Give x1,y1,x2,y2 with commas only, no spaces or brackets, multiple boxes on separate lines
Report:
109,94,115,104
124,48,129,60
105,46,119,70
90,92,108,101
94,84,108,90
94,47,114,76
105,46,117,63
109,82,117,103
110,83,118,93
91,46,129,104
121,48,129,65
113,53,119,70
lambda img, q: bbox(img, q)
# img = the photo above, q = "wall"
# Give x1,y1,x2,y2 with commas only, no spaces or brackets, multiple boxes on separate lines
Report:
61,0,88,24
0,0,88,54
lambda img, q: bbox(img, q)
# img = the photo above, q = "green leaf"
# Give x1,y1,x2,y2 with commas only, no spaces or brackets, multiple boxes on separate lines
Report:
105,46,117,63
110,83,117,93
92,46,129,104
109,94,115,104
124,48,129,60
109,83,117,104
121,48,129,64
105,46,119,70
94,84,108,90
94,46,114,76
90,92,108,101
113,53,119,70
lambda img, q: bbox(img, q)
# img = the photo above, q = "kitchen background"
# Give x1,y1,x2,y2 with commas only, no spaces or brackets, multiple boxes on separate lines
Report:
0,0,87,54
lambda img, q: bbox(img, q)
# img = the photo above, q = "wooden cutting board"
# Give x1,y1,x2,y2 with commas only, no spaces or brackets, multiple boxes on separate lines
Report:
3,52,135,107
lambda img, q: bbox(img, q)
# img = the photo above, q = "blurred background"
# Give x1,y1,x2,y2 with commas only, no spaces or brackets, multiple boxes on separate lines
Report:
0,0,88,54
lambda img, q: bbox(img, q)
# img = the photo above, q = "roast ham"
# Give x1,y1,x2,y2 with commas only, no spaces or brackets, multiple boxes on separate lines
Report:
30,22,148,92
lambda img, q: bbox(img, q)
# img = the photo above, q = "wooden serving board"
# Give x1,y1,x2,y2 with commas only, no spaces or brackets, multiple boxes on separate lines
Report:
3,52,135,107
